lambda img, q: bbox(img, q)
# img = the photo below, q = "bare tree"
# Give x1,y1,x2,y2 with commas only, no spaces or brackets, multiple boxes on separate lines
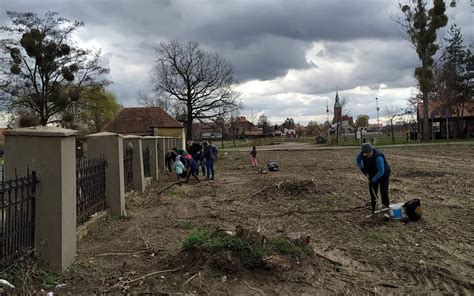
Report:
151,41,239,140
136,90,171,111
384,105,403,143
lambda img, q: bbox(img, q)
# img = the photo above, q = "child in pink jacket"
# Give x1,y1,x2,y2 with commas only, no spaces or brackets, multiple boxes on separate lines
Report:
250,146,257,167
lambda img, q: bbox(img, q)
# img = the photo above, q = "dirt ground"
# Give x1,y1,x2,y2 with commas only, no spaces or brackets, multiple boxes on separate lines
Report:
48,144,473,294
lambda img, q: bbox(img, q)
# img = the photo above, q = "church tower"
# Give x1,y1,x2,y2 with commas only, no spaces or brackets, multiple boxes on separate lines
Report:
333,92,342,123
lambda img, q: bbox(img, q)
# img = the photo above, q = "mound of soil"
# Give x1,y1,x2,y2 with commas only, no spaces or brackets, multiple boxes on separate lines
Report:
179,226,313,273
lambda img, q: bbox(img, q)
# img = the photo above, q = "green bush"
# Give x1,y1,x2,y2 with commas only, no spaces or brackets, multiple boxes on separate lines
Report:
182,229,214,250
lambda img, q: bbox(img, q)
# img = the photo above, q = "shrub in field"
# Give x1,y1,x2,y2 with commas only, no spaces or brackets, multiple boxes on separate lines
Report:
181,227,313,270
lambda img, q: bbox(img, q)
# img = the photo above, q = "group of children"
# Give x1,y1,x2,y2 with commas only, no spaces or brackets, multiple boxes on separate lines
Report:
166,141,218,182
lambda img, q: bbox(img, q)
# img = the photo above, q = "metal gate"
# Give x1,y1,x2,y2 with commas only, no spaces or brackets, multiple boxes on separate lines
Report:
124,146,134,192
76,157,107,225
0,170,37,269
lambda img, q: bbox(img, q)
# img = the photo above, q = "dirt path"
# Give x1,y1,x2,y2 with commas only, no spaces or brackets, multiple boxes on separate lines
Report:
47,144,473,294
221,140,474,152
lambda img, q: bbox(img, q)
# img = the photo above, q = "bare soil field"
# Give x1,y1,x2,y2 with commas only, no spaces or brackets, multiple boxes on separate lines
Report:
48,144,474,294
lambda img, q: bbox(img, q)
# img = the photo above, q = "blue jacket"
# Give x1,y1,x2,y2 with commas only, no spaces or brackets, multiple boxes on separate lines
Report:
356,149,390,183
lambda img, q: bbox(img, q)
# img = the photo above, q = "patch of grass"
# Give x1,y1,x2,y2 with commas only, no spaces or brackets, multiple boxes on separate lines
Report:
242,245,269,268
202,235,245,251
182,229,245,251
41,269,66,289
182,229,214,250
270,236,314,258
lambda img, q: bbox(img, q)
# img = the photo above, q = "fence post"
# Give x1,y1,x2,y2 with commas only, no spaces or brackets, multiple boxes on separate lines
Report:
87,132,126,217
4,126,77,271
143,137,159,180
157,137,167,174
123,136,145,193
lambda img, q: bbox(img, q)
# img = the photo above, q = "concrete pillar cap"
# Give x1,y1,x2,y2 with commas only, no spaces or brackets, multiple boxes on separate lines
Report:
4,126,77,137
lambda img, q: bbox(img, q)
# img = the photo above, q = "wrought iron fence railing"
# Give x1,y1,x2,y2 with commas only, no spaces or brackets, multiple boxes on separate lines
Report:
143,146,151,178
0,169,37,270
76,157,107,225
124,147,134,193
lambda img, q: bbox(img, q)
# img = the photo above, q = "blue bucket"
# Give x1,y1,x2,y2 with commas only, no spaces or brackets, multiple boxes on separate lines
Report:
389,203,405,219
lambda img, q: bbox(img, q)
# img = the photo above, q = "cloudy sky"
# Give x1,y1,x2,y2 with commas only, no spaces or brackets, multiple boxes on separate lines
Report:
1,0,473,125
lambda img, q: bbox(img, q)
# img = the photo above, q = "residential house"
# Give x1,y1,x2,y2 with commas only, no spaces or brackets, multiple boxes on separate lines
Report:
235,117,263,138
193,122,223,139
417,101,474,139
104,107,185,145
283,128,296,137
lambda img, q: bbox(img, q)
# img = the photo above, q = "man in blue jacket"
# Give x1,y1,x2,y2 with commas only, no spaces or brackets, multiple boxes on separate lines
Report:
356,143,391,213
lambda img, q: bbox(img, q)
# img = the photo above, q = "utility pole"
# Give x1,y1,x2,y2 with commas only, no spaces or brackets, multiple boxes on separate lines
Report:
326,101,330,138
376,97,380,133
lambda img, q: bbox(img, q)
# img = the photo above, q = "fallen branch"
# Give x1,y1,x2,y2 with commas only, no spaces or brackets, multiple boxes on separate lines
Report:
135,223,149,251
244,281,265,295
105,266,184,292
313,252,343,266
157,181,183,195
183,273,198,285
95,251,147,257
124,266,183,285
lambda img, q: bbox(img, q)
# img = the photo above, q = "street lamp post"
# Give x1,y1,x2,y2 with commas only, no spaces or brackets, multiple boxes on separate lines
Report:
326,102,330,138
376,97,380,133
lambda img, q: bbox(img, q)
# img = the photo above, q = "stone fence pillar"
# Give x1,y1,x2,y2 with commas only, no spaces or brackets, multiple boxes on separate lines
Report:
123,136,145,193
143,137,159,181
4,126,77,271
87,132,125,216
157,137,167,174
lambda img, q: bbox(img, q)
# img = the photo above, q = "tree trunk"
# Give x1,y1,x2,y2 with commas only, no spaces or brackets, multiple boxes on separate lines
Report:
186,103,193,141
391,119,395,143
422,92,430,141
221,123,224,148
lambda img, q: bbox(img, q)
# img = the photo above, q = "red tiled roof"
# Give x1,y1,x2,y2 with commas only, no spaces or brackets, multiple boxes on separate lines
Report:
104,107,183,134
417,101,474,119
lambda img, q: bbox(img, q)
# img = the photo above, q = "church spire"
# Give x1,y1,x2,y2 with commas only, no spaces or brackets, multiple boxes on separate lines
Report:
334,91,342,108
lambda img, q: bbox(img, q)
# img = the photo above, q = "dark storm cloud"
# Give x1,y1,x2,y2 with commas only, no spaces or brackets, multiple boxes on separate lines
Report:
0,0,472,115
0,0,403,83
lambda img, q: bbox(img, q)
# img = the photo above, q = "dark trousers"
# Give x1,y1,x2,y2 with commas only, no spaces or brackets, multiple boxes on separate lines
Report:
206,159,214,179
201,159,206,176
369,172,390,212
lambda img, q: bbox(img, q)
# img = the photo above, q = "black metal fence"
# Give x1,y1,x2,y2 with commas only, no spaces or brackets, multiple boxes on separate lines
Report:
76,157,107,225
0,170,37,269
124,147,134,193
143,146,151,178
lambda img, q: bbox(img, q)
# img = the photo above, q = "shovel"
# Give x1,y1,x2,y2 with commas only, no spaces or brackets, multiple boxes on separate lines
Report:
365,178,390,219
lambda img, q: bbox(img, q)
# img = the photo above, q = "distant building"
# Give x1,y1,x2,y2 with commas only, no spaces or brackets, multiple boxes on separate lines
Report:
283,128,296,137
104,107,185,139
417,101,474,139
193,122,223,139
331,92,354,133
235,117,263,137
